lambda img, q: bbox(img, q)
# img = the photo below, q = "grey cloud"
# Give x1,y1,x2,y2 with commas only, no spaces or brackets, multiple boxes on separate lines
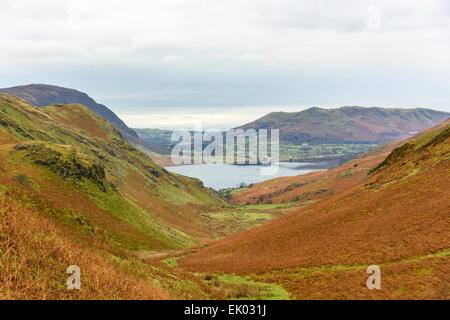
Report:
0,0,449,130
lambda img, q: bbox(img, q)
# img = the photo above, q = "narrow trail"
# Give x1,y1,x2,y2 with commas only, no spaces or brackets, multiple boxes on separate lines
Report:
135,250,181,260
135,243,207,260
198,205,212,219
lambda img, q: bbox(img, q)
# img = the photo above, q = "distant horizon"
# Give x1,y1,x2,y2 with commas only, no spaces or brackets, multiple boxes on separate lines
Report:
1,82,449,130
119,104,450,130
2,0,450,130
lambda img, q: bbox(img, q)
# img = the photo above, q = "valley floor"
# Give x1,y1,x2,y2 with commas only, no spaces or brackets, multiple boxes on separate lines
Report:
0,94,448,300
139,121,450,300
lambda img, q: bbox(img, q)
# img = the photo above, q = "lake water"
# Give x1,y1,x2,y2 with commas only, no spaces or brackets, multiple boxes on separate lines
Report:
165,162,330,190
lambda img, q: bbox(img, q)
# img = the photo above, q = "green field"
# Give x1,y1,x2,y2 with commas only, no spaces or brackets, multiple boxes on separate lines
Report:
134,128,377,162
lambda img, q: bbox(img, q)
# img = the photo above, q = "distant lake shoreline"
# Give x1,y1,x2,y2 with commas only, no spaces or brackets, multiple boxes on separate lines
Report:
165,161,333,190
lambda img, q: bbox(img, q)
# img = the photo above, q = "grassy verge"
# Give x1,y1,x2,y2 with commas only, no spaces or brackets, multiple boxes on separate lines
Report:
199,274,290,300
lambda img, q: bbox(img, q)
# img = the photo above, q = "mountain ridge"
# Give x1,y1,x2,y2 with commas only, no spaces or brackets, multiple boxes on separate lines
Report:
0,84,169,162
238,106,449,144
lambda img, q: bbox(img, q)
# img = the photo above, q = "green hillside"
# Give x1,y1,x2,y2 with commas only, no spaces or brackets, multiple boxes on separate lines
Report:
0,94,225,251
0,84,169,160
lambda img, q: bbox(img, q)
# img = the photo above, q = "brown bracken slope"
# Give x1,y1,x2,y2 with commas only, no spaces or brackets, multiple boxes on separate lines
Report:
179,119,450,299
229,139,404,206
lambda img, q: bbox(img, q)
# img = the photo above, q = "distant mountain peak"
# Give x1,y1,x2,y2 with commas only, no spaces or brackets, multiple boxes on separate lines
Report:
0,83,141,142
238,106,449,144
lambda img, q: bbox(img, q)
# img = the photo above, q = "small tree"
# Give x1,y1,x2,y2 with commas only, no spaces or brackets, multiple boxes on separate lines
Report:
238,182,248,188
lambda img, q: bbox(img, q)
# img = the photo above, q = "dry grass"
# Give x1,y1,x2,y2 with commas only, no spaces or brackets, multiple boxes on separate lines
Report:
201,274,264,299
49,104,108,139
0,193,170,300
254,253,449,299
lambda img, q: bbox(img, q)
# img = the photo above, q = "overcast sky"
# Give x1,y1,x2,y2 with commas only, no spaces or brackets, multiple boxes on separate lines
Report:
1,0,449,129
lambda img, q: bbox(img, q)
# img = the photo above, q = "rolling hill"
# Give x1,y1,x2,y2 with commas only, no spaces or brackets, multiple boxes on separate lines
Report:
0,84,138,142
0,93,230,298
1,90,448,299
238,106,449,144
136,106,449,164
179,119,450,299
0,84,171,164
0,93,226,246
